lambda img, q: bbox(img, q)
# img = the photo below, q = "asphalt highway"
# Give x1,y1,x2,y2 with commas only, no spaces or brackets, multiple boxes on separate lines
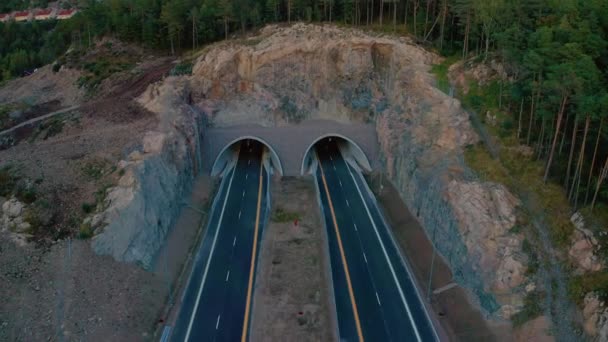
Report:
171,140,268,342
315,138,438,342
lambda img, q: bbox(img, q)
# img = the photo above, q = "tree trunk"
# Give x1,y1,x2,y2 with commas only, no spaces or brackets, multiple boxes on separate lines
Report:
559,112,570,156
585,117,604,205
288,0,291,23
462,10,470,58
224,17,228,40
543,95,568,182
591,157,608,211
517,98,524,141
413,0,418,37
393,0,397,30
379,0,383,25
169,32,175,55
527,95,534,145
565,117,579,190
404,0,408,27
570,115,590,205
537,118,546,159
439,0,446,50
423,0,430,38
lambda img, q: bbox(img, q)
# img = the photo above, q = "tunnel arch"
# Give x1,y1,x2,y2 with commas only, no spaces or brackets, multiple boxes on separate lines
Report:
300,133,372,175
211,135,284,176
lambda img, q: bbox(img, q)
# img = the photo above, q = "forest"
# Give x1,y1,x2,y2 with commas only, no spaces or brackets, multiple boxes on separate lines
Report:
0,0,607,212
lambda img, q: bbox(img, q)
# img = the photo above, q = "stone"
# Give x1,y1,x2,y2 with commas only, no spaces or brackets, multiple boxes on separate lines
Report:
2,198,24,218
16,222,31,233
569,228,602,273
142,131,166,154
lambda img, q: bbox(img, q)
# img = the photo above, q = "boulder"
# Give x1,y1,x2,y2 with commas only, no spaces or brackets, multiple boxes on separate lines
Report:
2,198,24,218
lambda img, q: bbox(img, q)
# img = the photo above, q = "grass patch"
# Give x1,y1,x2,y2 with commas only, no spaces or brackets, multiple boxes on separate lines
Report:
81,159,110,181
511,291,544,327
568,272,608,305
430,55,460,93
272,207,300,223
170,62,193,76
0,165,18,197
77,57,134,91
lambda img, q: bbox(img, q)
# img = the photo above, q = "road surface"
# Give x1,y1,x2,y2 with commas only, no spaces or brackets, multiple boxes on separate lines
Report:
171,140,268,342
314,138,438,342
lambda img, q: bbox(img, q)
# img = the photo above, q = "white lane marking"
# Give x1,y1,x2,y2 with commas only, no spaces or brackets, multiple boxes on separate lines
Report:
215,315,221,330
339,180,343,187
329,155,333,161
184,165,238,342
333,164,336,170
242,190,245,198
376,292,381,306
225,270,230,282
354,223,358,231
346,163,423,342
246,173,248,180
248,160,251,165
346,199,350,207
233,236,237,246
363,252,368,264
238,211,242,220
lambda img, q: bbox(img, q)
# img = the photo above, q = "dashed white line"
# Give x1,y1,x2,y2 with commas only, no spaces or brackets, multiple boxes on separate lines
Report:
339,180,343,187
225,270,230,282
363,252,368,264
333,164,336,170
354,223,358,231
246,173,248,180
248,160,251,165
346,199,350,207
346,163,424,342
233,236,236,246
184,164,237,341
215,315,221,330
238,211,242,220
242,190,245,198
330,155,333,161
376,292,381,306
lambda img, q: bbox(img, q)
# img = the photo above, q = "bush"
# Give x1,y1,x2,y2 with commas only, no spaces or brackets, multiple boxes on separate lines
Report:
569,272,608,304
78,222,93,239
511,291,544,327
81,202,95,214
272,207,300,223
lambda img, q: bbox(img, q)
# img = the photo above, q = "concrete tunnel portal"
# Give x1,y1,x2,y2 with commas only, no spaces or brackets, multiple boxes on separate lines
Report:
211,136,284,176
210,133,372,177
301,134,372,175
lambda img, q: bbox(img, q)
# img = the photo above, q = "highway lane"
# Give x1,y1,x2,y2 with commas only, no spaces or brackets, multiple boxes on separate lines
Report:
171,140,268,342
315,138,438,342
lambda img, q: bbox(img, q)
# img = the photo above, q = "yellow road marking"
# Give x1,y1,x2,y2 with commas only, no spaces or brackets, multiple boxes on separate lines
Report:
317,151,364,342
241,151,264,342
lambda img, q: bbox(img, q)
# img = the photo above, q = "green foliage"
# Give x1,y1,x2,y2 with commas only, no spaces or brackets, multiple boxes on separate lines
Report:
81,202,95,214
569,272,608,305
430,56,459,94
170,62,193,76
511,291,544,327
78,222,93,239
0,166,17,197
81,159,110,181
272,207,300,222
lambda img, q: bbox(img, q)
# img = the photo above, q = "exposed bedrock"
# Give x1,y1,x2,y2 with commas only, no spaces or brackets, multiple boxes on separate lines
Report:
90,78,204,269
90,24,527,318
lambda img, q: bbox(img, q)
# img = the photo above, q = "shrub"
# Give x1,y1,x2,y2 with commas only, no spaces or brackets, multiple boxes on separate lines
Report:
78,222,93,239
511,291,544,327
272,207,300,223
81,202,95,214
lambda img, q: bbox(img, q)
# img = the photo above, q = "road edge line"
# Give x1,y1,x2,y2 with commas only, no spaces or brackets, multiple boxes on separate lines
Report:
317,150,365,342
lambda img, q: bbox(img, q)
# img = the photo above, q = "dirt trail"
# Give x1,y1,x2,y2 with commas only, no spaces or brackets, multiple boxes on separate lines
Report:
251,176,335,341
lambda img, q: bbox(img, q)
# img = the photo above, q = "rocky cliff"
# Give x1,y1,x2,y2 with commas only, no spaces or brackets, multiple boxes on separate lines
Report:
186,23,528,317
88,24,528,317
89,77,204,269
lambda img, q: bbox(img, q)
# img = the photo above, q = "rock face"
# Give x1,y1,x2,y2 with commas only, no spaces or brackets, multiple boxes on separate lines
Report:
93,24,528,316
186,23,527,316
569,212,603,274
583,293,608,341
91,77,204,269
0,197,31,246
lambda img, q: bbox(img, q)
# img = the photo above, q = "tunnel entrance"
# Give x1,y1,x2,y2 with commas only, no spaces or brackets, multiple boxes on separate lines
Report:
211,136,283,176
301,134,371,175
